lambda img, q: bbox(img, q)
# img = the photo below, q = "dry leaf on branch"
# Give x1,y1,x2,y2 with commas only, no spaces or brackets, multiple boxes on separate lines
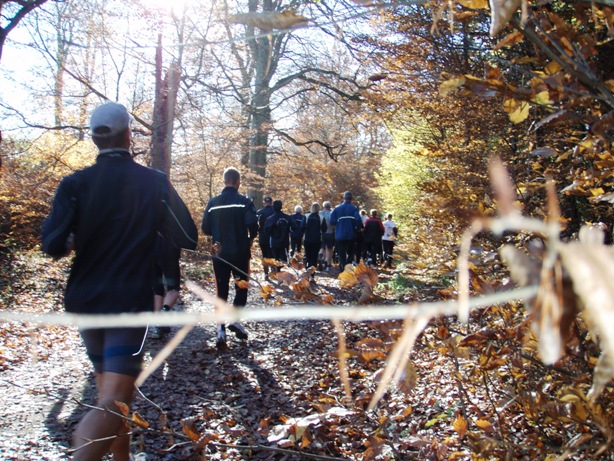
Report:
263,258,285,269
270,270,297,286
489,0,524,36
181,416,203,442
559,226,614,397
234,278,250,289
228,10,310,31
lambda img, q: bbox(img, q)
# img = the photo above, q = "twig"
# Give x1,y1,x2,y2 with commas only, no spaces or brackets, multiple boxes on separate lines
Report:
210,441,350,460
0,285,540,329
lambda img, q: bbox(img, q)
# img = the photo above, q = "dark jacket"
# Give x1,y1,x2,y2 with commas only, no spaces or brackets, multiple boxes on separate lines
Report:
264,210,292,249
290,212,306,238
363,217,385,243
202,186,258,260
303,212,327,244
256,205,275,243
330,200,362,241
41,150,198,314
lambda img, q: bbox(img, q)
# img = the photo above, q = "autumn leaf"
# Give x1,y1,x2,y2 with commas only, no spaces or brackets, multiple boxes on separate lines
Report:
181,416,203,442
355,261,379,288
321,294,335,304
453,414,468,439
458,0,489,9
114,401,129,417
474,418,494,433
439,76,466,97
270,270,297,285
260,284,276,300
228,10,310,30
234,278,250,289
503,97,530,123
263,258,284,269
489,0,522,36
132,412,150,428
559,226,614,385
290,254,305,270
493,31,524,50
338,266,359,288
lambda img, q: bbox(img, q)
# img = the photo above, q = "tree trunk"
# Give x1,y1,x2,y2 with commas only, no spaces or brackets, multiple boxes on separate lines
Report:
246,0,274,203
150,33,181,177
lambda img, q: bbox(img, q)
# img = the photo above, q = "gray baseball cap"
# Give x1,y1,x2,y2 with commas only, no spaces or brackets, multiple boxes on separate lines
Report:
89,102,133,138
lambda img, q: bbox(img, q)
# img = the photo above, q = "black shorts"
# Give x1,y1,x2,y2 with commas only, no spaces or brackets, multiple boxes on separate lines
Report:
80,327,147,376
154,251,181,295
323,233,335,249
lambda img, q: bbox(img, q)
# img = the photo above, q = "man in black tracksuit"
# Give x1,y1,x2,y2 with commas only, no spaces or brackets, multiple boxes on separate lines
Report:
256,196,275,277
202,167,258,349
42,101,198,460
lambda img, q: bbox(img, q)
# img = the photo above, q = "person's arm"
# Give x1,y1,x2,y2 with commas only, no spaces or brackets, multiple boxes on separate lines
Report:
41,177,77,259
163,183,198,250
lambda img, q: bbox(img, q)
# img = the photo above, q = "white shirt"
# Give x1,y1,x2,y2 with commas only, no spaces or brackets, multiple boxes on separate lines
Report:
382,219,397,241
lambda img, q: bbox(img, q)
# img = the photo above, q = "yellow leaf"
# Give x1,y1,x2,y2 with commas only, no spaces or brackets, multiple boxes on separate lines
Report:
532,90,553,106
474,418,494,432
503,98,530,123
590,188,605,197
425,418,440,428
439,76,466,97
452,414,468,438
545,61,562,75
458,0,489,9
132,412,150,428
338,267,359,288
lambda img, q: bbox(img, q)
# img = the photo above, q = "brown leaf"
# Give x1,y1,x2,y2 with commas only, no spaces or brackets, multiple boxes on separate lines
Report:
290,254,305,270
263,258,285,269
181,417,203,442
355,261,379,288
559,232,614,374
489,0,522,35
493,30,524,50
228,10,310,30
489,156,520,216
271,271,297,285
114,401,129,417
499,244,541,289
234,278,250,289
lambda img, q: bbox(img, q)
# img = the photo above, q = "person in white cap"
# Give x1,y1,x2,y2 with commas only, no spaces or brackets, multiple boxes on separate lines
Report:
289,204,305,257
42,101,198,460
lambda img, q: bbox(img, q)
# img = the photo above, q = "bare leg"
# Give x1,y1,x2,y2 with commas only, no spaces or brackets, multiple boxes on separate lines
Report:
162,289,179,309
72,372,136,461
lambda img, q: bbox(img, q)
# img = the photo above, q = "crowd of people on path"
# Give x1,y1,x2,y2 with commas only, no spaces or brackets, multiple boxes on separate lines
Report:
40,101,400,461
253,190,399,274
